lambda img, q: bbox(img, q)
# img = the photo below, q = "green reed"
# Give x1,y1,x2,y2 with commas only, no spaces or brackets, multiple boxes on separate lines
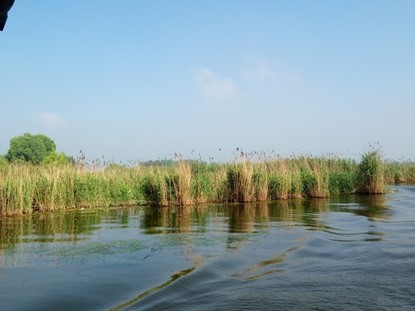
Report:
356,151,385,194
384,160,415,184
1,151,413,216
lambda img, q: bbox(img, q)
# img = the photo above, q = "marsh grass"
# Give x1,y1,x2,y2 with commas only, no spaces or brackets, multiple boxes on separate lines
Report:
227,161,255,202
356,151,385,194
141,167,169,207
385,161,415,184
190,162,228,204
298,158,330,198
0,164,34,216
168,160,192,206
0,150,413,215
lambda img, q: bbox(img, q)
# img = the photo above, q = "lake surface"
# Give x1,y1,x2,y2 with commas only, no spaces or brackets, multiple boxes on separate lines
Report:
1,185,414,310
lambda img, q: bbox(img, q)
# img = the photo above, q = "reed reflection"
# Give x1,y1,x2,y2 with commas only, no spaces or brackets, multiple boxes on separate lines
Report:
267,199,329,229
354,194,388,220
141,206,208,234
227,204,256,233
0,210,107,250
268,200,293,225
141,207,169,234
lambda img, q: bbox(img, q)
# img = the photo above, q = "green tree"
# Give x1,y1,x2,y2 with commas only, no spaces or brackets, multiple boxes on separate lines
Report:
6,133,56,164
42,151,70,165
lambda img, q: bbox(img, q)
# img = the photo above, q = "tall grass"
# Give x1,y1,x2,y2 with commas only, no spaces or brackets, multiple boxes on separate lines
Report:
356,151,385,194
384,160,415,184
0,164,34,215
227,161,255,202
0,151,413,216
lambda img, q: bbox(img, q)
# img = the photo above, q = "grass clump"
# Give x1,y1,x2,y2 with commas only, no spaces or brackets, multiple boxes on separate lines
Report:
190,162,227,204
141,168,169,207
267,160,291,199
268,172,291,200
356,151,385,194
299,158,330,198
227,161,255,202
168,160,193,206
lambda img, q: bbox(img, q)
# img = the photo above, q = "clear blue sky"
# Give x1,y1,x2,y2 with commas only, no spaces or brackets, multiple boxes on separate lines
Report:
1,1,414,162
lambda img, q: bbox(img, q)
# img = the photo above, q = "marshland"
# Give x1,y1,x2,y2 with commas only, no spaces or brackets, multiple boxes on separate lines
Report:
1,150,414,216
3,1,415,310
2,145,415,310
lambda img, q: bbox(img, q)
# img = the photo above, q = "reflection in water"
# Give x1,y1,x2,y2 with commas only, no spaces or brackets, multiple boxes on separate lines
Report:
141,206,207,234
227,203,257,233
266,199,329,230
2,187,415,311
0,195,389,253
328,194,388,220
0,198,352,252
354,194,388,220
255,202,270,224
268,200,293,224
0,210,104,250
141,207,169,234
171,206,192,233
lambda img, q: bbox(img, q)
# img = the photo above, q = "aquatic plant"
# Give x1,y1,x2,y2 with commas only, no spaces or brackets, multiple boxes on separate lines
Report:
169,160,192,206
227,161,256,202
384,161,415,184
141,168,169,207
356,151,385,194
1,150,414,216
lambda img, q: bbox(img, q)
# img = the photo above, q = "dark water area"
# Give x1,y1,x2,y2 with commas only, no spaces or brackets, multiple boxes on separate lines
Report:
1,186,414,310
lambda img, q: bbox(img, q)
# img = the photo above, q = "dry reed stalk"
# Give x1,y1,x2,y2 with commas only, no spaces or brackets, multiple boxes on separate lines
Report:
228,161,256,202
172,160,192,206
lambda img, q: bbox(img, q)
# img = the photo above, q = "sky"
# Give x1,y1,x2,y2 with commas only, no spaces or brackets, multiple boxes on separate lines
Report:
1,0,414,162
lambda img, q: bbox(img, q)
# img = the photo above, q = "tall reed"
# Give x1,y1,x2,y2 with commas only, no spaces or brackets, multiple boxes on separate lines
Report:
299,157,330,198
356,151,385,194
0,164,35,215
169,160,192,206
1,150,413,216
267,159,291,199
141,167,169,207
227,161,255,202
384,161,415,184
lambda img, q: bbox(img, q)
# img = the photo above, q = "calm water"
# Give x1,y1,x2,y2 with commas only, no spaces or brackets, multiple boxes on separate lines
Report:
1,186,414,311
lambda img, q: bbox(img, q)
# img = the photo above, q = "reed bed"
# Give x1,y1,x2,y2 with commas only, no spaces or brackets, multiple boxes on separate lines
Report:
0,151,413,216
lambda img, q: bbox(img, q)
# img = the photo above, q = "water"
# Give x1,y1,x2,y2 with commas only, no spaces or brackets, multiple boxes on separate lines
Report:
1,186,414,310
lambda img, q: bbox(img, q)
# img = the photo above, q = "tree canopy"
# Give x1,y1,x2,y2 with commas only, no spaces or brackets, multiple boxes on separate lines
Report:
6,133,56,164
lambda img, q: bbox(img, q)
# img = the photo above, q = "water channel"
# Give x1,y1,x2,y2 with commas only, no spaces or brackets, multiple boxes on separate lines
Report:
1,186,414,310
